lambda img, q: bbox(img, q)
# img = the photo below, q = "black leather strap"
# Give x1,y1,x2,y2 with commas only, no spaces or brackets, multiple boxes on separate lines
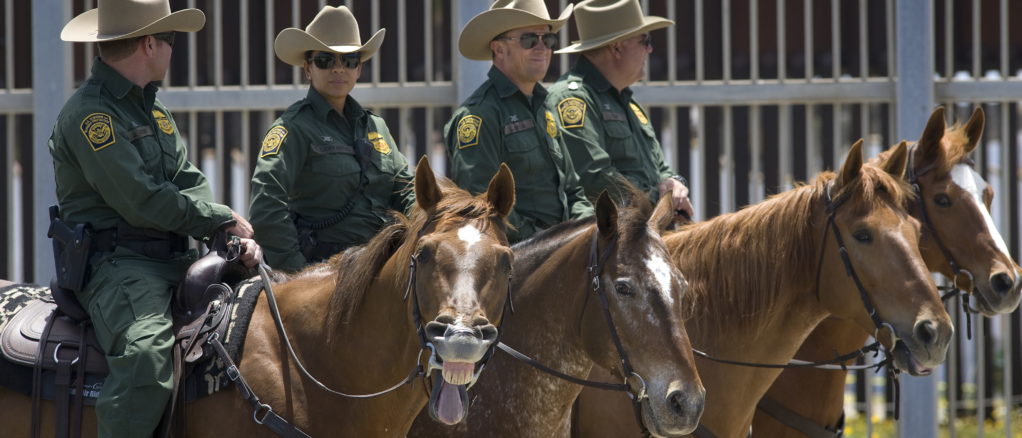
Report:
757,396,843,438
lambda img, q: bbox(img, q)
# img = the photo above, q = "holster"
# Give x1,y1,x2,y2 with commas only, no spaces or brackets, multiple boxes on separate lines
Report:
47,206,93,294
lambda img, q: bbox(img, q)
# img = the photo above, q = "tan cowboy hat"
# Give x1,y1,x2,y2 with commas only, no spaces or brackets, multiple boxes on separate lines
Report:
458,0,573,61
61,0,205,42
556,0,673,54
274,6,385,67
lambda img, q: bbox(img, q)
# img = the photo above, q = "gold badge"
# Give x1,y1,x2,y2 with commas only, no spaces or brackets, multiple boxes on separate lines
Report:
368,132,391,154
457,115,482,149
152,109,174,134
259,126,288,158
79,113,116,151
545,111,558,138
630,103,649,125
557,97,585,129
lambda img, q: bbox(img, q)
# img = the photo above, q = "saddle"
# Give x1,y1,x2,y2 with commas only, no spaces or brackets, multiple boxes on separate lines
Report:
0,234,252,438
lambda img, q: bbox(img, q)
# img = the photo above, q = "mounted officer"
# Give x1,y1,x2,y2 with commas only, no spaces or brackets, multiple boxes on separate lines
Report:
48,1,261,436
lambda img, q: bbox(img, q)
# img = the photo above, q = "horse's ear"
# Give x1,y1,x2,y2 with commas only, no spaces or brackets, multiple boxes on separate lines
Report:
649,193,674,234
963,106,985,153
882,141,910,180
486,163,516,218
414,156,443,212
835,139,865,190
595,191,618,239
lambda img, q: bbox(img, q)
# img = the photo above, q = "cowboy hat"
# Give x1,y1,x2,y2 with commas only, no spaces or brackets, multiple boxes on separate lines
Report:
61,0,205,42
458,0,573,61
274,6,385,67
556,0,673,54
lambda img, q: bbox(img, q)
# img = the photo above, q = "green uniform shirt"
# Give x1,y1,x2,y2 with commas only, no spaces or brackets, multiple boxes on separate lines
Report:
547,57,676,203
249,88,414,272
446,66,593,242
48,58,233,238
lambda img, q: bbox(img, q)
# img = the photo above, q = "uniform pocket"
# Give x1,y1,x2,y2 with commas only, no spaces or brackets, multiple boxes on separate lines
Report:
307,142,361,177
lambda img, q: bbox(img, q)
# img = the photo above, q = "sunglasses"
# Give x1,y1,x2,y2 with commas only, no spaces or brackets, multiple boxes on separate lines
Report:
151,32,175,47
637,34,652,48
497,32,559,50
308,52,362,70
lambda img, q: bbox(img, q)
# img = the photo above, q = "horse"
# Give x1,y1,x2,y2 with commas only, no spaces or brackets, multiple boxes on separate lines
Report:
408,190,705,437
571,139,954,437
0,157,517,437
752,107,1022,437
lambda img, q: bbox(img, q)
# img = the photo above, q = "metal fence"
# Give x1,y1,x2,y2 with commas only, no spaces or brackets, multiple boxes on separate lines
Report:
2,0,1021,436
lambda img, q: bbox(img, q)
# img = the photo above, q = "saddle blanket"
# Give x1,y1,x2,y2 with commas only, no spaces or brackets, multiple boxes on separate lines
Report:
0,278,263,403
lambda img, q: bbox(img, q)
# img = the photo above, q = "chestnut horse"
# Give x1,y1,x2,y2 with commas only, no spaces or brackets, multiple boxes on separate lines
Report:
409,191,704,437
572,140,953,437
752,107,1022,437
0,157,517,437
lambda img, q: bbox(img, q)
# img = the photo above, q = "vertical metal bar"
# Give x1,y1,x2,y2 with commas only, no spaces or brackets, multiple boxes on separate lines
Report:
722,0,731,83
779,104,793,190
804,0,813,80
214,111,224,202
944,0,953,78
859,0,867,80
668,0,677,84
896,1,937,435
266,0,275,85
562,0,571,76
188,112,198,169
425,0,433,84
693,106,705,219
188,0,197,87
865,365,874,437
665,106,678,174
1003,313,1013,438
887,0,895,78
84,0,94,71
371,0,380,85
972,0,980,78
750,0,758,82
5,0,13,90
292,0,301,87
31,0,72,282
399,0,407,85
696,0,704,83
214,0,223,87
240,0,249,87
237,111,250,217
721,106,733,212
832,104,841,169
805,104,816,177
832,0,840,81
749,106,763,203
1000,0,1008,77
400,107,413,160
949,294,959,438
777,0,786,82
977,313,987,438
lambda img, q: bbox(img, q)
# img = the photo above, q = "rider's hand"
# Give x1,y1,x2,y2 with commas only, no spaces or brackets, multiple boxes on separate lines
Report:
235,238,263,268
225,211,254,239
658,177,693,221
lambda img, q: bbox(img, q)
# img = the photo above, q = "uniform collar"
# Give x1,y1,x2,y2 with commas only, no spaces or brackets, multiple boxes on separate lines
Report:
92,57,159,107
307,86,367,122
488,66,547,99
574,56,633,101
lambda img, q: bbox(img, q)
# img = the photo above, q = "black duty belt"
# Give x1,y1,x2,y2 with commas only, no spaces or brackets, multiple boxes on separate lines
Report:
92,222,189,260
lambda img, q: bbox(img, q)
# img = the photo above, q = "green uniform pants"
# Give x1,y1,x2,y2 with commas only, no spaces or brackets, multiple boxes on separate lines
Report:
75,247,195,437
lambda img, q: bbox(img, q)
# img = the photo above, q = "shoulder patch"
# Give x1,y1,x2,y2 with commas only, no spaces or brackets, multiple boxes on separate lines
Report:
557,97,586,129
79,113,116,151
260,126,288,158
630,103,649,125
152,109,174,134
545,111,558,138
368,131,391,154
456,115,483,149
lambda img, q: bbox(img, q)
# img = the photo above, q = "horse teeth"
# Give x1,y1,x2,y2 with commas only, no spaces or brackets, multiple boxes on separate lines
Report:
442,368,470,385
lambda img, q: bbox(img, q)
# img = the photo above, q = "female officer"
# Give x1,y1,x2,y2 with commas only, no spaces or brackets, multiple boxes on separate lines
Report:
250,6,414,272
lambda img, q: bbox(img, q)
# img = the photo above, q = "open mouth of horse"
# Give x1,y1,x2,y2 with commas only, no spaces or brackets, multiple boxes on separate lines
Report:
891,340,933,376
427,367,471,425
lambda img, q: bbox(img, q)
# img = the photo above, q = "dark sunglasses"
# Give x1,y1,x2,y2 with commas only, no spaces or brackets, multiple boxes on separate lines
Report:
497,32,559,50
637,34,652,48
308,52,362,70
151,32,175,47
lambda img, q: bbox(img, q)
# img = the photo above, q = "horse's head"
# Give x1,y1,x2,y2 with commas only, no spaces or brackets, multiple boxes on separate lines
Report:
410,157,515,425
819,140,952,376
580,191,704,436
891,107,1021,315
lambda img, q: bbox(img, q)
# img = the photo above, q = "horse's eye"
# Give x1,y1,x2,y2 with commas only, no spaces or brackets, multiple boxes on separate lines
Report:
416,247,432,263
852,230,872,243
614,281,634,296
934,194,952,207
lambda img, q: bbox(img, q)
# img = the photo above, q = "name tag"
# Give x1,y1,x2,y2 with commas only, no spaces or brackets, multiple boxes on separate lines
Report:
312,142,355,155
123,125,154,142
602,111,627,122
503,119,535,135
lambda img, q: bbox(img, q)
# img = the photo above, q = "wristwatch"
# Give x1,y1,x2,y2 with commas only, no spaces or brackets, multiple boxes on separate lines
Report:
670,174,688,187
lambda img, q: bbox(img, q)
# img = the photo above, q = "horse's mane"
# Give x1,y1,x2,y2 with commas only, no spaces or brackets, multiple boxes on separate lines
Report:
326,177,502,325
673,164,914,335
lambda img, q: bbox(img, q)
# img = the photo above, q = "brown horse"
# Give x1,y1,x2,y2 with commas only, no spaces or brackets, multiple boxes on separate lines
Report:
0,157,517,437
572,140,954,437
752,107,1022,437
408,191,704,437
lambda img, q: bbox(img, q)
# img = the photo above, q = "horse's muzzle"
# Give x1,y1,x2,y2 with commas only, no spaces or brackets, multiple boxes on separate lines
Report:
424,321,498,364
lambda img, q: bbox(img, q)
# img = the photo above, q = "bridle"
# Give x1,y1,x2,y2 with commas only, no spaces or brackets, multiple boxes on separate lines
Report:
495,230,655,435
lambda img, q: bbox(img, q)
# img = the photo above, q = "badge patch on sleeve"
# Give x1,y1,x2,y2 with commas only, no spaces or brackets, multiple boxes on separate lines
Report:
259,126,288,158
545,111,558,138
630,103,649,125
152,109,175,134
557,97,586,129
456,115,482,149
368,132,391,154
79,113,116,151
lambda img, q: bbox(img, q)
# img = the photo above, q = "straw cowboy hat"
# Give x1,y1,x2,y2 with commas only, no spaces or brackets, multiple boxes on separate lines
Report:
274,6,385,67
458,0,573,61
61,0,205,42
556,0,674,54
